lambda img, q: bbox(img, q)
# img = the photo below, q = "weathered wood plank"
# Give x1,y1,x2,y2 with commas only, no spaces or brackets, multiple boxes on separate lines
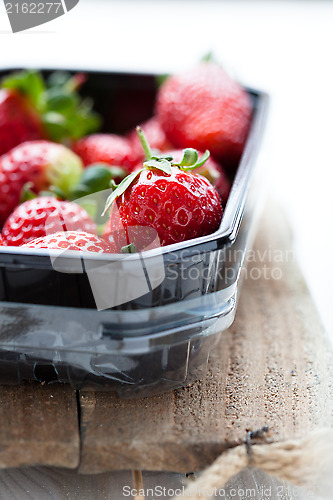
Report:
0,467,313,500
78,207,333,473
0,383,79,469
0,467,138,500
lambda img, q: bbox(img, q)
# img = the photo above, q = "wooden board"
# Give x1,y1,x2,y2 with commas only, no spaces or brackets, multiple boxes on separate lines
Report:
0,205,332,474
0,467,312,500
0,383,79,469
78,206,333,473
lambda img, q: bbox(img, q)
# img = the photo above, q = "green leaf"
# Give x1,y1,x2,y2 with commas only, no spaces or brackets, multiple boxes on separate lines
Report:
144,158,172,175
108,166,128,180
180,150,211,171
157,155,174,161
42,112,70,142
121,243,137,254
173,148,198,167
65,105,101,140
1,69,101,143
49,186,67,199
102,170,143,216
71,164,113,199
47,71,72,88
43,88,79,113
20,182,37,203
2,70,45,109
80,164,113,187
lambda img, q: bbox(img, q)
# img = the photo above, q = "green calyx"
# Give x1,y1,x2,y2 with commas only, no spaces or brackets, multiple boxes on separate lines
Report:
70,163,128,200
121,243,137,254
102,170,142,216
2,69,101,142
102,126,210,215
137,125,210,172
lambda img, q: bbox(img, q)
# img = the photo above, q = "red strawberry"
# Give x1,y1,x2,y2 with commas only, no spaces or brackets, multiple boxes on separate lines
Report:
0,140,83,227
103,217,160,254
156,63,252,168
0,89,44,156
73,134,137,172
0,70,100,156
2,197,96,247
23,231,111,253
165,149,230,206
103,128,223,248
127,117,173,165
0,235,4,246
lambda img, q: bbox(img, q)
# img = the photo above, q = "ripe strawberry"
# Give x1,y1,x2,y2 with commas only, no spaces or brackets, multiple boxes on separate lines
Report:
103,216,160,254
165,149,230,206
0,140,83,227
0,89,44,156
0,235,4,246
103,127,223,248
156,63,252,168
0,69,100,156
127,117,173,165
23,231,112,253
73,134,137,172
2,197,96,247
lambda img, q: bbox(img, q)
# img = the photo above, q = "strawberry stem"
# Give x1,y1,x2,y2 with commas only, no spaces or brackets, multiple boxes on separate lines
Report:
65,73,87,93
136,126,153,160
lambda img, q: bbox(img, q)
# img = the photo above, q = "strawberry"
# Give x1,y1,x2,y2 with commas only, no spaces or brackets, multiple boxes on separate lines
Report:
0,89,44,156
0,235,3,246
2,197,96,247
103,218,160,254
103,127,223,248
73,134,137,172
0,70,100,156
23,231,112,253
0,140,83,227
156,62,252,168
165,149,230,206
127,117,173,165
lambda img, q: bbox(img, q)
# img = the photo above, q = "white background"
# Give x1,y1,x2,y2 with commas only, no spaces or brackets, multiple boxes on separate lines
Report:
0,0,333,338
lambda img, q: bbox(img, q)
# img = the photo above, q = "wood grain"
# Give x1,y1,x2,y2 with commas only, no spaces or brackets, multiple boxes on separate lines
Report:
0,383,79,469
78,207,333,474
0,467,140,500
0,467,316,500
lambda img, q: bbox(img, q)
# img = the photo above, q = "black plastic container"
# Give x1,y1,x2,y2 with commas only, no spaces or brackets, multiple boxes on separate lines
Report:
0,69,269,396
